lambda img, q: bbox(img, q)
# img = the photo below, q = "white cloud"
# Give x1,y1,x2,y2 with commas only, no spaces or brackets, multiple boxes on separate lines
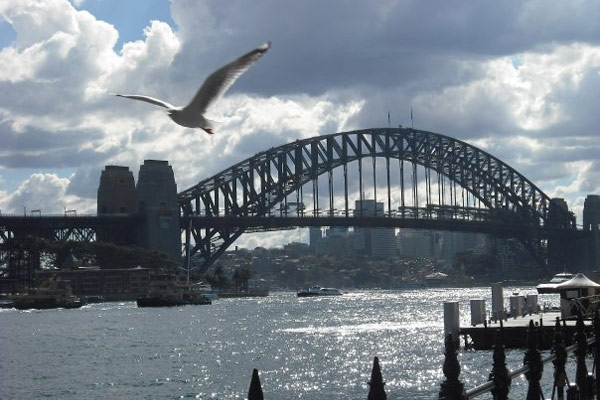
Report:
1,0,600,234
414,43,600,135
0,173,94,214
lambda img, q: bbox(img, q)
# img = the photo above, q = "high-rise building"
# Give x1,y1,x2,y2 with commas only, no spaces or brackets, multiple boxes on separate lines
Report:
309,227,324,254
354,199,396,259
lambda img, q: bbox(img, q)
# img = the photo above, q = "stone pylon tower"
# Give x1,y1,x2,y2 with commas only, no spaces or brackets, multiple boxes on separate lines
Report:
136,160,181,261
97,166,136,215
96,166,137,247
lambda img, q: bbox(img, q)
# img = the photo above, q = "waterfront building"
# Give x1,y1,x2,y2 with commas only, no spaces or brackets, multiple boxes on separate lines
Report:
36,266,152,301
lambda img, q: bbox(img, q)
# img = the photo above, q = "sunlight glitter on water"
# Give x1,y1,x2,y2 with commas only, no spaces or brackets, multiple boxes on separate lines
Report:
0,287,558,399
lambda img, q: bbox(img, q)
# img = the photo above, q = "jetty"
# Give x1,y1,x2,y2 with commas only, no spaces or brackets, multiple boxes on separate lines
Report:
450,274,600,350
459,311,588,350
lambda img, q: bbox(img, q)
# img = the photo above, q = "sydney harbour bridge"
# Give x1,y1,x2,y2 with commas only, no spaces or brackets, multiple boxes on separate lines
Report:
0,128,597,287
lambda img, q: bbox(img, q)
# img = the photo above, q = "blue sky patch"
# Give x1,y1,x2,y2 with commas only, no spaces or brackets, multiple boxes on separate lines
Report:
76,0,175,50
0,19,16,48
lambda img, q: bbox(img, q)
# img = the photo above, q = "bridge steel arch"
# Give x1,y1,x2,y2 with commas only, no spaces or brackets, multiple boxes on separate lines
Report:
178,128,577,274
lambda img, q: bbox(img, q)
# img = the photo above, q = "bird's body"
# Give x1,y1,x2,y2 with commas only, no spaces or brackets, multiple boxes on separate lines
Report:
112,42,271,134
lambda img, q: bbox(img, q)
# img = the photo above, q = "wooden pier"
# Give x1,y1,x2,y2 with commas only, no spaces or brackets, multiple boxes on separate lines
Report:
460,311,593,350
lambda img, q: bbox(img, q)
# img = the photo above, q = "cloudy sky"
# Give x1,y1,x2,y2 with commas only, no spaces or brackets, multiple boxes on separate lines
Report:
1,0,599,247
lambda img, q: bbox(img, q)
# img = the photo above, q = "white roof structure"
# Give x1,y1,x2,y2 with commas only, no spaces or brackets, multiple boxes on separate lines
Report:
555,273,600,289
425,272,448,279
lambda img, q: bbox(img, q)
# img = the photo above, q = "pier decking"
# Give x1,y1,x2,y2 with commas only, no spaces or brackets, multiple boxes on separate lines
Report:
460,311,593,350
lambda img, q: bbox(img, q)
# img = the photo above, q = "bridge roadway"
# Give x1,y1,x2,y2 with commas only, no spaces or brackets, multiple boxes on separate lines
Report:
186,215,588,239
0,206,589,244
0,214,143,243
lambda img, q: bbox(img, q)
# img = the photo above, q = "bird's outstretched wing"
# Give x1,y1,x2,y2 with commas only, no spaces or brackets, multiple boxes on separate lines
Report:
184,42,271,114
111,93,176,110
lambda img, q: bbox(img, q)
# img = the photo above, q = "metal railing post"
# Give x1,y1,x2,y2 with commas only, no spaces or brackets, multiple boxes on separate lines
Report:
575,312,591,399
552,317,568,400
368,356,387,400
439,334,466,399
248,368,264,400
524,320,543,400
488,329,510,399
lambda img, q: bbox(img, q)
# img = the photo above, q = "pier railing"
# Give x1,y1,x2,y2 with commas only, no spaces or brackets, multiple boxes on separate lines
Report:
440,311,600,400
566,294,600,319
242,311,599,399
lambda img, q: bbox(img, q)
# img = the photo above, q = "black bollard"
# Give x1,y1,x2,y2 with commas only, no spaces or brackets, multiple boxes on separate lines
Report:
488,329,510,400
524,320,543,400
367,357,387,400
248,368,264,400
552,317,568,400
439,334,465,400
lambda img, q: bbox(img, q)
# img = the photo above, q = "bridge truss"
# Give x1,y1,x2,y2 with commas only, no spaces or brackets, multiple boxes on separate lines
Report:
178,128,578,274
0,214,141,290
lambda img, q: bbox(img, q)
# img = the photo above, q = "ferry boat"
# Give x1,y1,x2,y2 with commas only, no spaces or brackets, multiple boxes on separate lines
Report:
11,277,84,310
137,280,211,307
297,286,342,297
536,272,574,294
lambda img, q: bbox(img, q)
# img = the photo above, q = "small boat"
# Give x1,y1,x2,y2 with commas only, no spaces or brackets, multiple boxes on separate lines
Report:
83,295,105,304
297,286,342,297
137,280,211,307
11,277,84,310
536,272,575,294
194,283,219,301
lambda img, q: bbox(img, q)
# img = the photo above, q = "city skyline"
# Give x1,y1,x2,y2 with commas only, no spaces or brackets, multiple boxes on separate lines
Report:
1,0,600,248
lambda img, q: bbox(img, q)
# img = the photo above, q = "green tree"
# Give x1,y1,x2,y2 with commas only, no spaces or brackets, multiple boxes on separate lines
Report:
206,265,229,290
232,266,251,292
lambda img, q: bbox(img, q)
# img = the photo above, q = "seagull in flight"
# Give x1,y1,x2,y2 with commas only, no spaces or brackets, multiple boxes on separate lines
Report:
112,42,271,134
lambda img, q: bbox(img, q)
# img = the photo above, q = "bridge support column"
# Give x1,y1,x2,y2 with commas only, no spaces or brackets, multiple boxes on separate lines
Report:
135,160,181,262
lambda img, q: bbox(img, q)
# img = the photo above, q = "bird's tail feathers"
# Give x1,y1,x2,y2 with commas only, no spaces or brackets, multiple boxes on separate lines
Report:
204,119,219,130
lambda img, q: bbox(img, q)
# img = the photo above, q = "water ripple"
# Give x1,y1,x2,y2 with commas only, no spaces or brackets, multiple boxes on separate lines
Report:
0,287,552,399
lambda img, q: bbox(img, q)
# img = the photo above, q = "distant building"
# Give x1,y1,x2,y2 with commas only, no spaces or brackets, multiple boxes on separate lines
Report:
397,229,490,263
354,200,396,259
309,227,324,254
397,229,434,258
283,242,310,258
36,266,152,301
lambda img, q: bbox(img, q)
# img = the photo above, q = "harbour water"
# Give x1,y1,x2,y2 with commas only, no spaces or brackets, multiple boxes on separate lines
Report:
0,287,564,399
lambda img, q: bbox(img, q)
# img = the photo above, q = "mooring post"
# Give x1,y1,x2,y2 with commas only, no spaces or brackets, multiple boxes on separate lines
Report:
575,312,591,399
439,334,465,400
367,356,387,400
488,329,510,399
524,320,543,400
248,368,264,400
552,317,568,400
